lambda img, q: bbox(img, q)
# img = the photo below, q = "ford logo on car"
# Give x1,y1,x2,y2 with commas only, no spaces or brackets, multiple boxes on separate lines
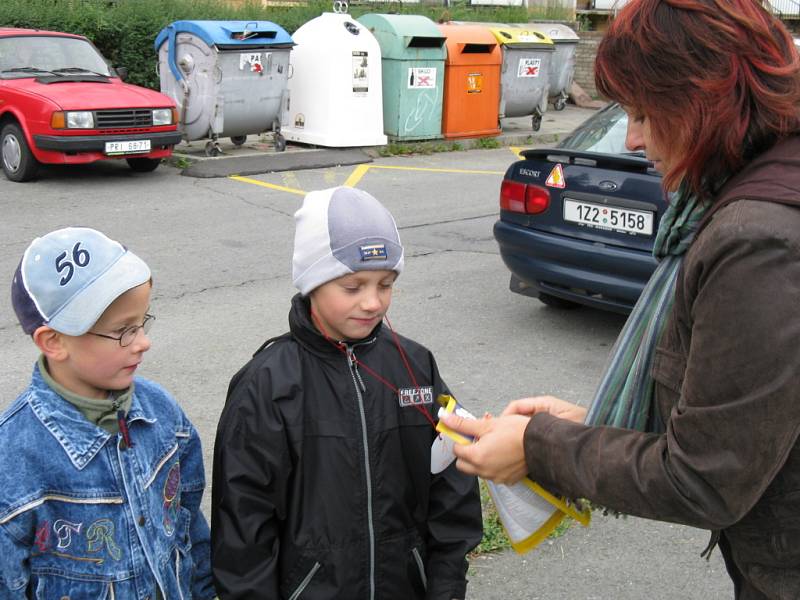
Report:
598,180,619,192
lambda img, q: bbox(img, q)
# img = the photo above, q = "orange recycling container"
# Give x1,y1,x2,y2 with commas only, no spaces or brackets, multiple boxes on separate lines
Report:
437,24,502,139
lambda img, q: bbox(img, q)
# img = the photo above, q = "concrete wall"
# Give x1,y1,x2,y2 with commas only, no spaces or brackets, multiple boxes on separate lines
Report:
573,29,603,98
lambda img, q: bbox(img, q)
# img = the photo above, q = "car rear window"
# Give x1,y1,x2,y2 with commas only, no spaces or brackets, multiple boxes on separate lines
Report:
559,104,636,155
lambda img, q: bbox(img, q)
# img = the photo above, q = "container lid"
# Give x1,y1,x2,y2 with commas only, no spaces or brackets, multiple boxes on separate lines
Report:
437,24,502,65
488,25,555,48
155,20,294,50
357,13,446,59
527,22,579,43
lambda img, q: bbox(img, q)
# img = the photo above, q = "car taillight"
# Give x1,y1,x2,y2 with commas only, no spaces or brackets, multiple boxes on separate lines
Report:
500,180,526,212
499,179,550,214
525,184,550,214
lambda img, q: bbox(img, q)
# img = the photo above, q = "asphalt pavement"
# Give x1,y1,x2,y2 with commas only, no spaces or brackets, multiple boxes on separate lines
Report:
0,103,734,600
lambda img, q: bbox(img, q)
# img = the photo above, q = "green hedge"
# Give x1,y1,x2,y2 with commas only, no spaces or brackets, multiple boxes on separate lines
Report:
0,0,570,90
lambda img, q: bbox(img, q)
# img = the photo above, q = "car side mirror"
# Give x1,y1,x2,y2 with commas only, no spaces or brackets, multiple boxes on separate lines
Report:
115,66,128,81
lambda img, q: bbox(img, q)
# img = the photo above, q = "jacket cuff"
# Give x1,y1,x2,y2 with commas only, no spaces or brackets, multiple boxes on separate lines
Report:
524,412,572,494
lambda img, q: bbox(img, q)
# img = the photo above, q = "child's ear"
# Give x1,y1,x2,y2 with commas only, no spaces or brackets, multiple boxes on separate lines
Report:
33,326,68,362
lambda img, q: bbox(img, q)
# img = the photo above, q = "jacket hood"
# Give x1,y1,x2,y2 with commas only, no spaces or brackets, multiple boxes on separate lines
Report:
713,135,800,210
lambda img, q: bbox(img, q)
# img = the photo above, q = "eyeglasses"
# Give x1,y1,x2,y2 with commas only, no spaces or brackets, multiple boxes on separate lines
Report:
88,314,155,347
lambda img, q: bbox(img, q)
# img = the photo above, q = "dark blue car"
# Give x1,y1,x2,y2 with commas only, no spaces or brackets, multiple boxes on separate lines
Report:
494,102,667,314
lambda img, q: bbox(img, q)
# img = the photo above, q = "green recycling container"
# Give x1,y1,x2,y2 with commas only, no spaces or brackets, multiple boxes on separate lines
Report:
357,14,446,141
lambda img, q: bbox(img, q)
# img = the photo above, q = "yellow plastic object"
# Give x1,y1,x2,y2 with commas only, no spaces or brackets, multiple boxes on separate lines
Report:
435,395,475,445
435,393,591,553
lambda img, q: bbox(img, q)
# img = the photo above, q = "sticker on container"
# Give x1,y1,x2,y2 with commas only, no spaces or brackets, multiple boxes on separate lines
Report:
408,67,436,89
352,51,369,94
518,58,541,78
466,72,483,94
545,163,566,188
518,31,538,43
240,52,263,73
294,113,305,129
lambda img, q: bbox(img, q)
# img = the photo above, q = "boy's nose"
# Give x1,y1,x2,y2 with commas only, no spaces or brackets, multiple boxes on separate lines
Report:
360,289,383,312
130,328,151,353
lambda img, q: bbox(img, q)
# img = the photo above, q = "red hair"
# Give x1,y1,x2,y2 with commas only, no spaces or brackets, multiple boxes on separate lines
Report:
595,0,800,196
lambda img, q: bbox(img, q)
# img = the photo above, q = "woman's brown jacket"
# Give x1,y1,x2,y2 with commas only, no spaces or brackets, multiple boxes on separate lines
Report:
525,136,800,600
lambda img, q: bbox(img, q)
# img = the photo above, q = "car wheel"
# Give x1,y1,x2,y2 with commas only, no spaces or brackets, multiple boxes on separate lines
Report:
1,123,38,182
126,157,161,173
538,292,581,310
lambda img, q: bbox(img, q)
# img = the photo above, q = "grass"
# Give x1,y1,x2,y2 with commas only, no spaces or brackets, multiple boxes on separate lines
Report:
172,155,192,169
377,140,466,157
475,137,501,149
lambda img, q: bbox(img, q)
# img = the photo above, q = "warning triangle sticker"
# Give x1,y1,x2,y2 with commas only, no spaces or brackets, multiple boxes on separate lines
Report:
545,164,566,189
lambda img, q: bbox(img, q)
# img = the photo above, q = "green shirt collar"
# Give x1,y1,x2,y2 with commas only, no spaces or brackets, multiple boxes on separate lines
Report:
37,355,133,434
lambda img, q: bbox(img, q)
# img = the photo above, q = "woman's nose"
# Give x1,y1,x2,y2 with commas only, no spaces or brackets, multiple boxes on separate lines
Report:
625,119,645,153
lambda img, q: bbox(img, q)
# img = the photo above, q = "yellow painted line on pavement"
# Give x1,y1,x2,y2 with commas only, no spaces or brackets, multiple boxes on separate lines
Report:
232,163,504,196
369,165,504,175
510,146,531,158
229,175,305,196
343,164,372,188
344,163,503,187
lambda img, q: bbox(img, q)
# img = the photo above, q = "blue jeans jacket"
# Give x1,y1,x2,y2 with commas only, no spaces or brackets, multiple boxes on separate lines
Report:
0,363,214,599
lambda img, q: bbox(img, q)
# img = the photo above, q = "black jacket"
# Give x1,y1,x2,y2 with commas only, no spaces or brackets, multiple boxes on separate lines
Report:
211,295,482,600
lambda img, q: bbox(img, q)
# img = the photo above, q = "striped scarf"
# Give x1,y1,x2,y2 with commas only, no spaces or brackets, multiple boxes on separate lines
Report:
585,183,708,432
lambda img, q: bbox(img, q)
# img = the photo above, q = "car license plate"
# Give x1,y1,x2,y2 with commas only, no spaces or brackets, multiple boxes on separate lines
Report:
105,140,151,155
563,198,654,236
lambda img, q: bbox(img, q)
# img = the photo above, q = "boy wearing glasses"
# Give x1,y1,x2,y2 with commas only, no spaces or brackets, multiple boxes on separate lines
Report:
212,187,482,600
0,227,214,599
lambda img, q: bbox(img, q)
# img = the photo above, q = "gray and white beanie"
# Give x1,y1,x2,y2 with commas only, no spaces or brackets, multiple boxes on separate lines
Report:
292,187,404,295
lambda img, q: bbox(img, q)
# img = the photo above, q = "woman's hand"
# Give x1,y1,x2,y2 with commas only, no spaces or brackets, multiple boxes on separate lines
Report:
439,412,531,485
502,395,587,423
440,395,586,484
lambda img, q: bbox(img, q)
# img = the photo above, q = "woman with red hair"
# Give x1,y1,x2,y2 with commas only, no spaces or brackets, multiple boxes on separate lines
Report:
443,0,800,597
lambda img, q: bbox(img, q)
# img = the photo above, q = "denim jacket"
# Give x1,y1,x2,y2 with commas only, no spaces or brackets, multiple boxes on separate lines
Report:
0,363,214,600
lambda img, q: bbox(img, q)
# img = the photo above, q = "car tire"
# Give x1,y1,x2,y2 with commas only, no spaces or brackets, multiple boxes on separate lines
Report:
1,123,38,182
538,292,581,310
126,157,161,173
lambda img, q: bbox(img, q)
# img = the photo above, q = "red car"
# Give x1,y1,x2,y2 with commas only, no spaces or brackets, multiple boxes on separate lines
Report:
0,28,182,182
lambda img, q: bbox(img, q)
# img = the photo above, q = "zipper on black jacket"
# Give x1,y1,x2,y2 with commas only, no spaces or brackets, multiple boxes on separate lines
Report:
346,345,375,600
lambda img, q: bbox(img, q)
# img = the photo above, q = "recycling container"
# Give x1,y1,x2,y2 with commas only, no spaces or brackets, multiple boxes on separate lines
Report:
282,12,387,147
437,24,501,139
357,13,446,141
488,25,554,131
155,20,294,155
529,23,579,110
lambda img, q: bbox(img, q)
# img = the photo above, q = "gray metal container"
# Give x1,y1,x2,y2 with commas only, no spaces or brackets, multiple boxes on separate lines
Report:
529,23,579,110
492,26,556,131
155,21,294,153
